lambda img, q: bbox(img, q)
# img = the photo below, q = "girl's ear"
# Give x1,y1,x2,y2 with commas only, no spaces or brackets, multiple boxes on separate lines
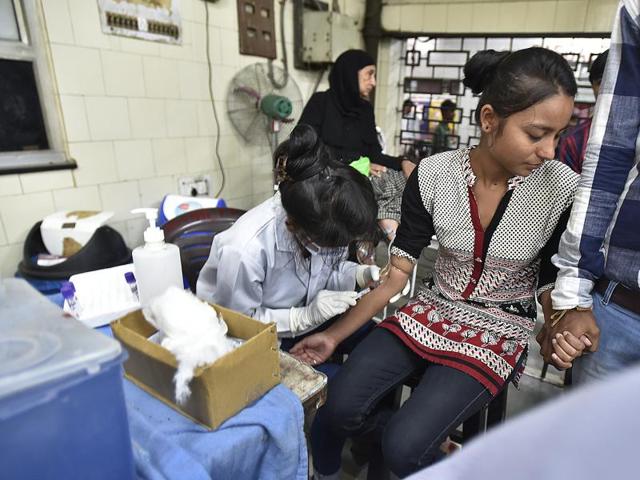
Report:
479,104,499,133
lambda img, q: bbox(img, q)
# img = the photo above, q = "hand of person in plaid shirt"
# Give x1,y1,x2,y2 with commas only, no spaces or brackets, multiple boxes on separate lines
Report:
537,290,598,369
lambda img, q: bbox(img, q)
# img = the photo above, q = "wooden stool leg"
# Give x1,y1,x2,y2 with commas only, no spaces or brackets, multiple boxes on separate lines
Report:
564,366,573,386
487,387,508,428
540,362,549,380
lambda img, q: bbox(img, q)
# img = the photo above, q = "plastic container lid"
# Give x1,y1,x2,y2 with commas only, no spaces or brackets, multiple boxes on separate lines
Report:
0,278,122,400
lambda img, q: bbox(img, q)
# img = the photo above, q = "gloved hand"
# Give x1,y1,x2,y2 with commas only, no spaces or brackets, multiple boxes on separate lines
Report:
289,290,358,334
355,265,380,288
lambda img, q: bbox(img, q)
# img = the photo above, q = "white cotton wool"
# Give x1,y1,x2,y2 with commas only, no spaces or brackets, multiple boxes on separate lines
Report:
143,286,234,404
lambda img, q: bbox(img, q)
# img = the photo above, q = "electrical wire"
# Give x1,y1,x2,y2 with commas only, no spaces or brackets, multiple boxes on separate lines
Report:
267,0,289,89
205,1,226,198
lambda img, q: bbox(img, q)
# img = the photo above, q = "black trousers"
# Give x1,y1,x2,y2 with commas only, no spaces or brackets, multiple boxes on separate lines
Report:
325,328,493,478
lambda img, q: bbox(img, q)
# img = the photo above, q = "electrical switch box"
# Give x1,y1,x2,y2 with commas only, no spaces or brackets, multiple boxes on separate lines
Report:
301,11,363,64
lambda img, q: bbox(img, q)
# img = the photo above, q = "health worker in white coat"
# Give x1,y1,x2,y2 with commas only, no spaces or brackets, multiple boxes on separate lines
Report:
196,124,380,350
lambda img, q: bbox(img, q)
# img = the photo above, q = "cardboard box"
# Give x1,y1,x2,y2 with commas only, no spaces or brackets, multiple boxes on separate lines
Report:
111,304,280,429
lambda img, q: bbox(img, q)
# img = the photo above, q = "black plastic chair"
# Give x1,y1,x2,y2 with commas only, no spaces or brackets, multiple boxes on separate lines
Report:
162,207,246,292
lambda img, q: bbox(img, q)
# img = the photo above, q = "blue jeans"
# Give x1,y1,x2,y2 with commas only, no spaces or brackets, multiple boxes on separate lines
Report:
573,283,640,385
323,328,493,478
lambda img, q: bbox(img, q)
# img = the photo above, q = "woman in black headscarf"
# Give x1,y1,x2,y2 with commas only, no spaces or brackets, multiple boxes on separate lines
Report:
299,49,415,242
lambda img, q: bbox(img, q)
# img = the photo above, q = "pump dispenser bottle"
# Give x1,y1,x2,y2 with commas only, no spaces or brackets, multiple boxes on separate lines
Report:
131,208,183,306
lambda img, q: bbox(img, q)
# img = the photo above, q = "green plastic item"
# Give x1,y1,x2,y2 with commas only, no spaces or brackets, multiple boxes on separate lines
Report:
349,156,371,176
260,94,293,120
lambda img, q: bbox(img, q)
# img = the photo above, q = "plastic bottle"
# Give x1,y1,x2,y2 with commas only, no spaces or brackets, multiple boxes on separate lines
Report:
131,208,183,306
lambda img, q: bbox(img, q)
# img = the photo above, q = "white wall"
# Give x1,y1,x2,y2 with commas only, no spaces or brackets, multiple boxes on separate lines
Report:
381,0,619,34
0,0,366,276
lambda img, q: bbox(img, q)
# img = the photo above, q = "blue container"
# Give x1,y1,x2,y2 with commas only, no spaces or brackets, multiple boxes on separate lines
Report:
0,279,134,480
15,273,66,306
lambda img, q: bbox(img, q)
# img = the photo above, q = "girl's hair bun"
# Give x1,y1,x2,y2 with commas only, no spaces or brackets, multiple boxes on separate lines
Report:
274,124,328,183
463,50,510,94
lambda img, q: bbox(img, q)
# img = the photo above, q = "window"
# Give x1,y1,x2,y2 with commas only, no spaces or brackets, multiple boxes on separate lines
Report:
397,35,610,157
0,0,73,174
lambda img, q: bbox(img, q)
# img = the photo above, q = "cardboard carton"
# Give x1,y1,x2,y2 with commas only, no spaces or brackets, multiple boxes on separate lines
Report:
111,304,280,429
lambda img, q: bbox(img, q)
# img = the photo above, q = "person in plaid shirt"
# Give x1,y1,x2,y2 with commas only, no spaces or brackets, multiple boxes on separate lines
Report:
539,0,640,382
555,50,608,174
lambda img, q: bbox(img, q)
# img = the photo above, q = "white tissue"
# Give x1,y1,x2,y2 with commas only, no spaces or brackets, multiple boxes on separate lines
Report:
143,286,234,404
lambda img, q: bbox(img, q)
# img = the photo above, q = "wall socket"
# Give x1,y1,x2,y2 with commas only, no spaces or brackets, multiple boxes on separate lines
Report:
178,175,212,197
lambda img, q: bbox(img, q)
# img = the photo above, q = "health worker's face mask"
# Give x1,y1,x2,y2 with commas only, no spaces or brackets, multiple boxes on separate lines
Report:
295,231,342,256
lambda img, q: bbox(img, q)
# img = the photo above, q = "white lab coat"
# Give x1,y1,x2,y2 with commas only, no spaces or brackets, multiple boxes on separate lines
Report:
196,194,357,337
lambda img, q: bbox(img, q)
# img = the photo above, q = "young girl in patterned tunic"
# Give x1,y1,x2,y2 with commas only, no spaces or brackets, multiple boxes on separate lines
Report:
291,47,582,478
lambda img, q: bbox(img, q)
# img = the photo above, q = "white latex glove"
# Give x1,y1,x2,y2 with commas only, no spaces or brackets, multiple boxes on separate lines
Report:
355,265,380,288
289,290,358,334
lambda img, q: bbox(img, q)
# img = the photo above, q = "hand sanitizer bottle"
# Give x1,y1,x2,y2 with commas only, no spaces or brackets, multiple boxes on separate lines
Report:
131,208,183,306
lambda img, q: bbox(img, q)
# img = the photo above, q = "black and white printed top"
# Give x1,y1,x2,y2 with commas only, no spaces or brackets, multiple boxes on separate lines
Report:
379,148,578,394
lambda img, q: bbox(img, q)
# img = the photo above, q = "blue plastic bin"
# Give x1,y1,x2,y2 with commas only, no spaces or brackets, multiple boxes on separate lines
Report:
0,279,134,480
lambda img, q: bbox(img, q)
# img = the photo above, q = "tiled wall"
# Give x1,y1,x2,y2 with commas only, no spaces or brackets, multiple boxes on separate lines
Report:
381,0,619,34
374,39,406,157
0,0,366,276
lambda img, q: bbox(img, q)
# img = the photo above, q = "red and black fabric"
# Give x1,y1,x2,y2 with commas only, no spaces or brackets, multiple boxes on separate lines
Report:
555,117,592,174
384,148,577,395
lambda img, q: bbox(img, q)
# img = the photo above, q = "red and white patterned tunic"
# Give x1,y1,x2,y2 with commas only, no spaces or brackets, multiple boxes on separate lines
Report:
380,148,578,394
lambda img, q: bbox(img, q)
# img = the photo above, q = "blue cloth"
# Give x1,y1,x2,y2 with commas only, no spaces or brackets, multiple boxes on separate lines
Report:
552,0,640,308
573,287,640,383
124,381,308,480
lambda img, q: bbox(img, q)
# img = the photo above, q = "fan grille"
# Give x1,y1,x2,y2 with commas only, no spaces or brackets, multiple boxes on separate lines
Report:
227,63,303,146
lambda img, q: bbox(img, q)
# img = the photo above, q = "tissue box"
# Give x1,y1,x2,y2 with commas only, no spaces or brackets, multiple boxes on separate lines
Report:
111,304,280,429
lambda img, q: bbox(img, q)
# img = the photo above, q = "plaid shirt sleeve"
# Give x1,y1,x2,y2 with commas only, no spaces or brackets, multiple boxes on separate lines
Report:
552,0,640,309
